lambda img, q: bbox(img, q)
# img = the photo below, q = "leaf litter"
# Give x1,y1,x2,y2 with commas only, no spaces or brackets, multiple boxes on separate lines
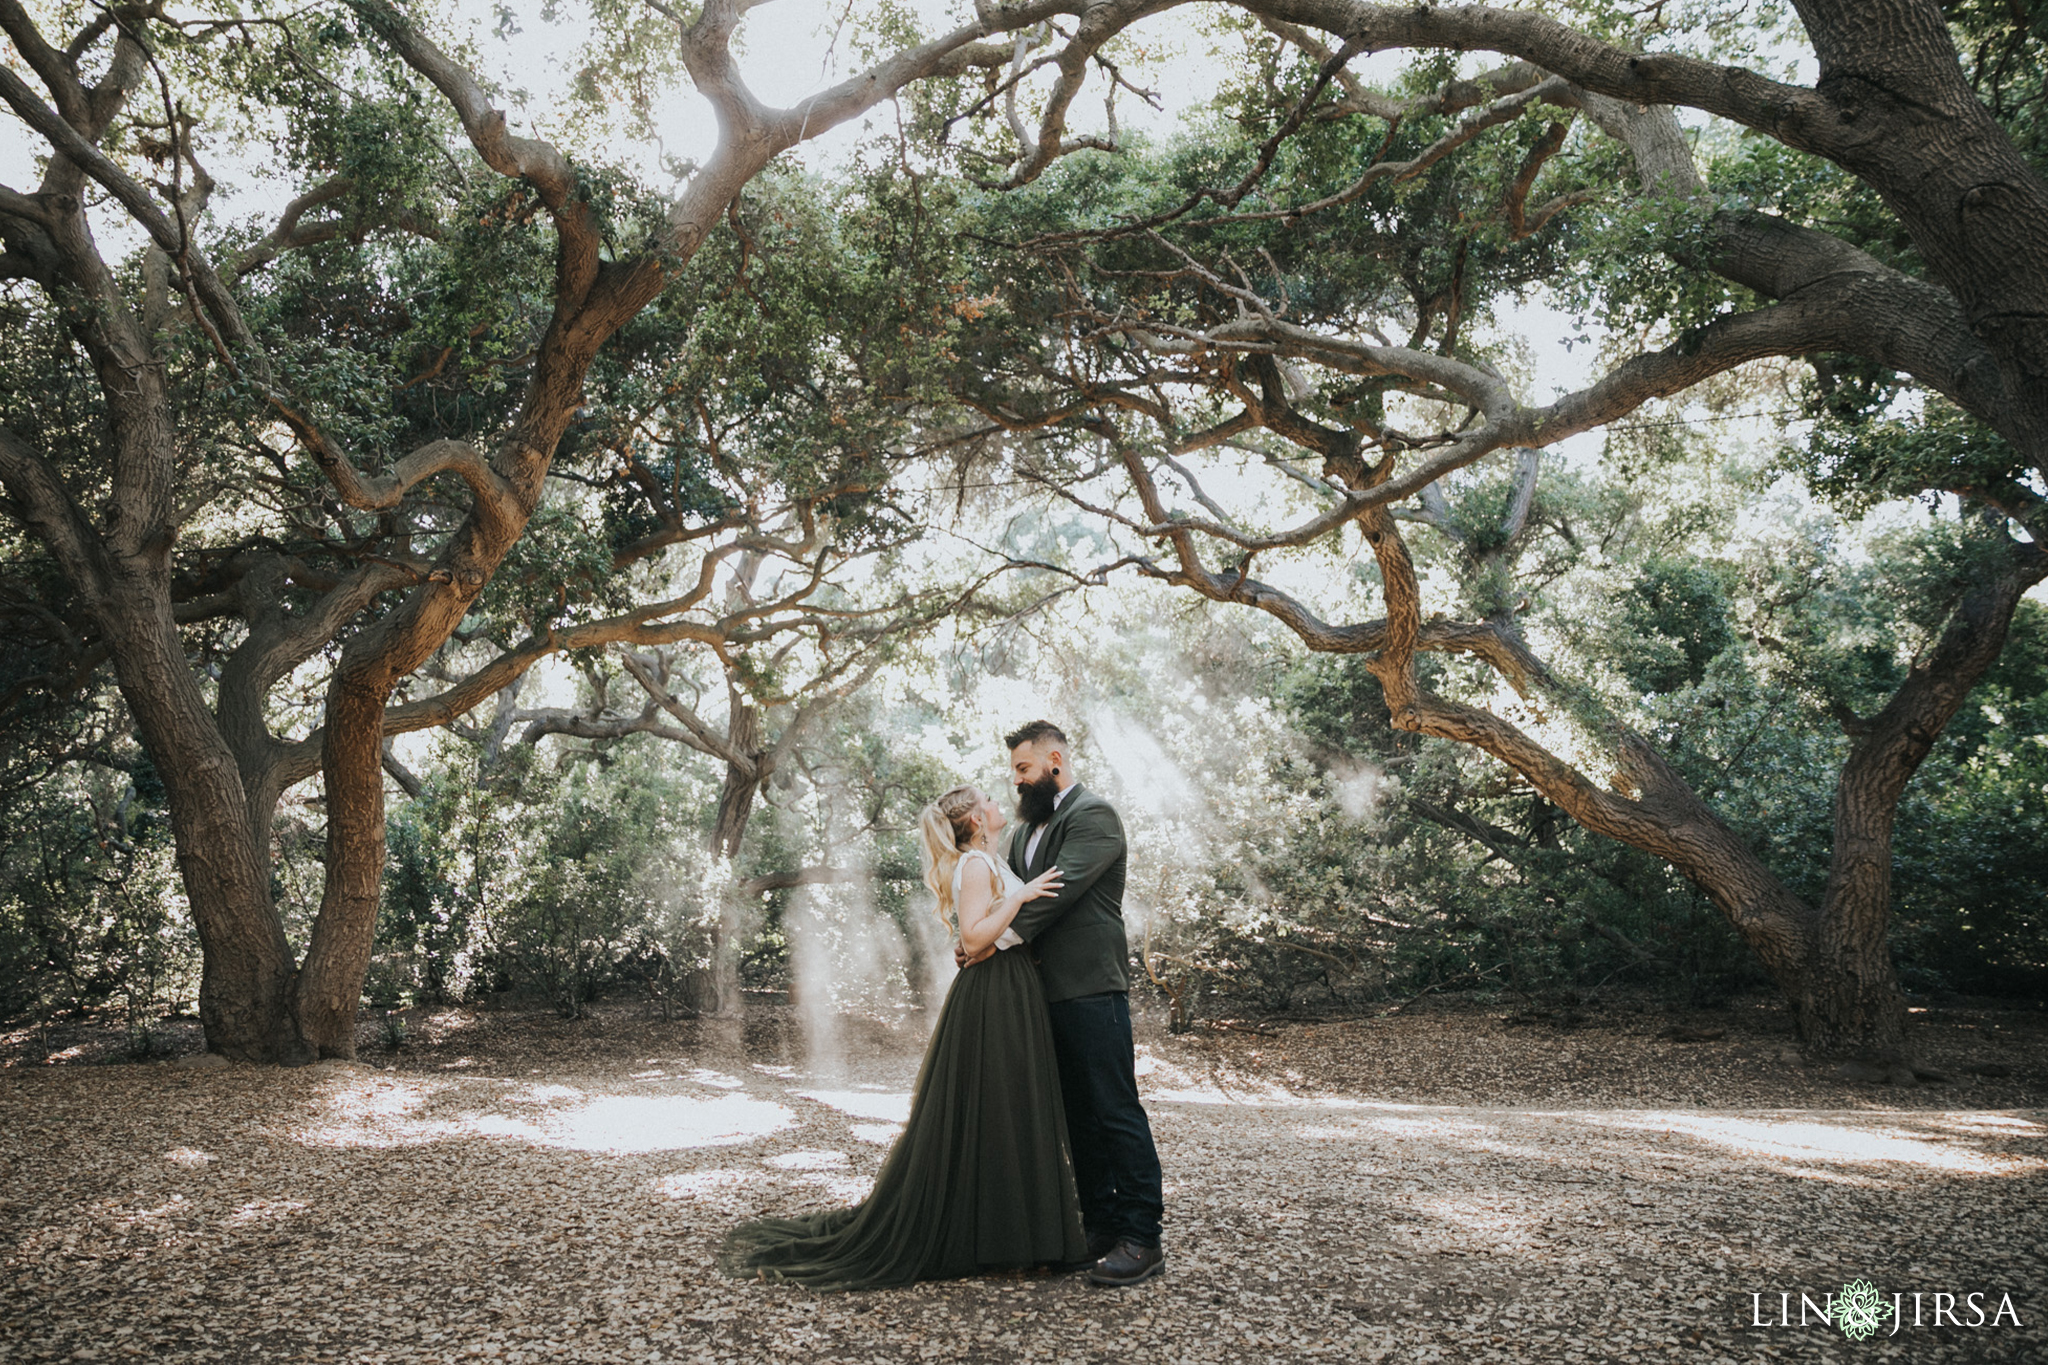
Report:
2,990,2042,1363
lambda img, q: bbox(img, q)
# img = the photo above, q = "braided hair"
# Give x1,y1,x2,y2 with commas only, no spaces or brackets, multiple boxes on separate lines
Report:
916,785,983,933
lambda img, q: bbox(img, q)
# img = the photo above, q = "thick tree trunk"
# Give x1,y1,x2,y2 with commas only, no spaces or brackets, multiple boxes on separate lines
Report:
711,782,760,862
701,907,738,1019
1799,532,2048,1065
1343,507,2048,1067
9,0,1034,1067
0,45,314,1062
1788,0,2048,462
1801,751,1915,1067
1796,896,1908,1070
711,705,765,860
702,870,755,1020
290,673,396,1057
99,591,310,1062
701,707,766,1016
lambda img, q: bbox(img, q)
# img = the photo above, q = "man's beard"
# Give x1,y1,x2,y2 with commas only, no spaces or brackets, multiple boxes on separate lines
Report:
1016,771,1060,826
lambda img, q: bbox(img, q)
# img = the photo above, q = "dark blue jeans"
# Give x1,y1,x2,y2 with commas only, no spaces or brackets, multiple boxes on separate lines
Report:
1043,990,1164,1248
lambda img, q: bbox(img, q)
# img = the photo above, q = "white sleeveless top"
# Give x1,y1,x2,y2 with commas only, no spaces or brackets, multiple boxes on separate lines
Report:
952,848,1023,903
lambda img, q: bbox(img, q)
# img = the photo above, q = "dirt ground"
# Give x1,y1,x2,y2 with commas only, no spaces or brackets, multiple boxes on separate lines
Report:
2,990,2042,1364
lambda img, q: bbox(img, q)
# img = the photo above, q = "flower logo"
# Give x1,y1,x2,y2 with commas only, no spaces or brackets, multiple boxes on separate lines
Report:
1836,1279,1894,1341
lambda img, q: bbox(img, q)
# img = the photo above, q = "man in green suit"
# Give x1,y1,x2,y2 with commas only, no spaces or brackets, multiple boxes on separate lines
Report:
957,720,1165,1286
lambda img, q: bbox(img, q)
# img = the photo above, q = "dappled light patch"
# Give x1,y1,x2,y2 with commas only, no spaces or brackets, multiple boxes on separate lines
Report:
796,1176,875,1201
653,1168,759,1200
528,1093,795,1154
1350,1113,1504,1137
1146,1064,1304,1106
792,1089,911,1122
1925,1113,2043,1134
1280,1102,2047,1188
291,1073,794,1153
1586,1112,2048,1178
686,1068,747,1090
224,1198,308,1226
463,1113,548,1143
110,1195,188,1232
295,1076,452,1147
1152,1075,1433,1110
1403,1193,1564,1257
4,998,2041,1363
1134,1046,1484,1111
756,1146,881,1203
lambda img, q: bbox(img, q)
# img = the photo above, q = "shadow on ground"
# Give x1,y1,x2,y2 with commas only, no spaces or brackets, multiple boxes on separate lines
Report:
2,995,2042,1364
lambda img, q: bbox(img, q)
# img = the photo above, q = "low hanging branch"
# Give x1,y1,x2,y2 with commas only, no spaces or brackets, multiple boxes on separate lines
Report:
0,0,1189,1063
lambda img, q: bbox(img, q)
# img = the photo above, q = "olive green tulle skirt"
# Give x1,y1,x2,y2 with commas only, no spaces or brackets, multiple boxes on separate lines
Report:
715,947,1089,1291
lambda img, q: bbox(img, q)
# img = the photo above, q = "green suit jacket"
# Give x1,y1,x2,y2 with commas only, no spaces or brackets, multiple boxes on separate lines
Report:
1005,783,1130,1002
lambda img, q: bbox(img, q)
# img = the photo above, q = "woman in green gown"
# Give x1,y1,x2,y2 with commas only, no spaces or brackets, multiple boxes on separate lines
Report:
715,784,1092,1290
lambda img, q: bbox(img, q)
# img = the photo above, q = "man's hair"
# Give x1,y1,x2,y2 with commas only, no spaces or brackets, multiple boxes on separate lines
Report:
1004,719,1069,753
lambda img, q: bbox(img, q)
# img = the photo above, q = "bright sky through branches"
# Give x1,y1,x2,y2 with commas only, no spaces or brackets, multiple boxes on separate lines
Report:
3,1,1865,497
0,1,1604,393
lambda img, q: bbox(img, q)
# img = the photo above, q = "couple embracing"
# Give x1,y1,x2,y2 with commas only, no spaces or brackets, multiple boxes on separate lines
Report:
717,721,1166,1291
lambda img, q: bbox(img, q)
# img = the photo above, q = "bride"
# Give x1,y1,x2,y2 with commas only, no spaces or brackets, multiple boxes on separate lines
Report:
715,783,1091,1290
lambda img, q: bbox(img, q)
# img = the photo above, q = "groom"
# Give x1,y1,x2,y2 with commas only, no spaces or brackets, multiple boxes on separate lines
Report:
957,720,1165,1287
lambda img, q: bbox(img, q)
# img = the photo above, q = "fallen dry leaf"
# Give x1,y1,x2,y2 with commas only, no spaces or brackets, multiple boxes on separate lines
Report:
2,990,2042,1363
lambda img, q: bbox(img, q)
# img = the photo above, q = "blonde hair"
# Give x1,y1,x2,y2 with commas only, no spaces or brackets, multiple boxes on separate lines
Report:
917,785,983,933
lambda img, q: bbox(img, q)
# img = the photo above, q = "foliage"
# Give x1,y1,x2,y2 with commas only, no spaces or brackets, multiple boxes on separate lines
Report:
0,721,202,1043
5,0,2047,1051
373,730,703,1017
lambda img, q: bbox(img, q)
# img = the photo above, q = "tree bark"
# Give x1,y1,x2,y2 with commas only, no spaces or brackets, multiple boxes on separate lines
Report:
1356,508,2048,1064
0,14,311,1059
699,703,767,1017
1798,532,2048,1062
711,703,765,861
1349,503,1829,993
1241,0,2048,461
289,674,395,1057
1118,416,2039,1064
99,589,309,1062
0,0,1192,1062
1787,0,2048,462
